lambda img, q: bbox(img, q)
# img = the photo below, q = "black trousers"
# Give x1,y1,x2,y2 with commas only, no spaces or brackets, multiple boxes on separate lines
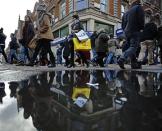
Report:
69,39,74,65
31,39,55,65
0,45,8,62
96,52,106,67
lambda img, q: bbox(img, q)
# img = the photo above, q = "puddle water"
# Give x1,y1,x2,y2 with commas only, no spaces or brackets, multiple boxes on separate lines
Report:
0,70,162,131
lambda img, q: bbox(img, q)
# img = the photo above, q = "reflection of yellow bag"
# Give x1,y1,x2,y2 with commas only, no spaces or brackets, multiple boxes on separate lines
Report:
28,38,37,49
72,87,91,100
73,38,91,51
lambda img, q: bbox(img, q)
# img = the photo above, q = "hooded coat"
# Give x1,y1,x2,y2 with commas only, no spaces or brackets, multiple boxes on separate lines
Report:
37,14,54,40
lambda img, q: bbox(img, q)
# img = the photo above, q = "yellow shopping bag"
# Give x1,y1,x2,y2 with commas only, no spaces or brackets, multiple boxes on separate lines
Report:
73,38,91,51
72,87,91,101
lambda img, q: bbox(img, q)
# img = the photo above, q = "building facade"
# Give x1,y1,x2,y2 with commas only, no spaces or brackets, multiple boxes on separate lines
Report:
142,0,161,25
43,0,122,39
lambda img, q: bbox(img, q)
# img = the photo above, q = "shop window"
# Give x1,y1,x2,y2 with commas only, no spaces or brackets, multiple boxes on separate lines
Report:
60,1,66,18
69,0,73,13
114,0,118,16
100,0,107,13
75,0,88,11
53,30,60,38
95,22,114,34
60,26,69,37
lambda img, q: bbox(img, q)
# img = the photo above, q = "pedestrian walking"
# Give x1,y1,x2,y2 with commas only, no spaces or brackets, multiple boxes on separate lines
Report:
138,16,158,65
67,13,84,68
0,28,8,63
18,14,35,65
27,4,56,67
95,28,109,67
117,0,145,69
8,33,19,64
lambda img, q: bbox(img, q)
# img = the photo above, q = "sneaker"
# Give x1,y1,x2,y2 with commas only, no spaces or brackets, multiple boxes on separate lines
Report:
117,59,125,69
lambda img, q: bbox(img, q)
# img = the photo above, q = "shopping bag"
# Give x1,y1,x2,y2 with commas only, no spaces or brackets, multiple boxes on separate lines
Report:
75,30,89,42
72,87,91,101
73,38,91,51
28,37,37,49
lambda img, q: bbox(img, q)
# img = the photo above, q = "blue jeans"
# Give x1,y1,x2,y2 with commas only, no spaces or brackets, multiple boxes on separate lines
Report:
9,49,18,63
120,32,140,63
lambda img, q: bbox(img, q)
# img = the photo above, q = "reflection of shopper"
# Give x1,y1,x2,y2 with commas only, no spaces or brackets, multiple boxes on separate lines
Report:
9,82,19,98
0,82,6,104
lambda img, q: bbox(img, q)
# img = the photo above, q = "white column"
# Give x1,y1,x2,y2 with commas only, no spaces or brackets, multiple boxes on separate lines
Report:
87,19,95,31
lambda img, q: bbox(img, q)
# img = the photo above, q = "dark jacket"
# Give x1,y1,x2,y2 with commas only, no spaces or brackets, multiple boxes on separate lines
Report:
21,22,35,46
122,2,145,37
140,22,157,42
157,26,162,46
0,33,6,46
95,32,109,52
9,37,19,50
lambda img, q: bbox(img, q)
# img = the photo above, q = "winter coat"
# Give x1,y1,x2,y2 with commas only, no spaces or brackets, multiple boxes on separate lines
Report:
9,37,19,50
0,33,6,46
37,14,54,40
140,22,157,42
157,26,162,46
95,32,109,53
21,22,35,47
122,2,145,37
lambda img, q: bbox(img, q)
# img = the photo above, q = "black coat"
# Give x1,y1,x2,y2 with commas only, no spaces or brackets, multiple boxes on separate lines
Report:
157,26,162,46
9,37,19,50
140,22,157,42
0,33,6,46
122,2,145,37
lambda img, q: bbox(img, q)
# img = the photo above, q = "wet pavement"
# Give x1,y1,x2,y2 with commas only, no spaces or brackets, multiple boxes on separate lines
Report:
0,69,162,131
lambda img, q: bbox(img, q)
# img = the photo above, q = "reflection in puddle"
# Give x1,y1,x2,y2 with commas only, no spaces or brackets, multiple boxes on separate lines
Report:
0,70,162,131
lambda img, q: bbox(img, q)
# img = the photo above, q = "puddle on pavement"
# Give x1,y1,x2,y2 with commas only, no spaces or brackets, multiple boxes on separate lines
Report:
0,70,162,131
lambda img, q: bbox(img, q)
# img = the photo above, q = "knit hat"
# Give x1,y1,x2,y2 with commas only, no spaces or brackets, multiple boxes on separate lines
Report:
72,12,79,19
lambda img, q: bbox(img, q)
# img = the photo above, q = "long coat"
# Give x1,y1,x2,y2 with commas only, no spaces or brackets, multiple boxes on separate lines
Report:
38,14,54,40
95,32,109,53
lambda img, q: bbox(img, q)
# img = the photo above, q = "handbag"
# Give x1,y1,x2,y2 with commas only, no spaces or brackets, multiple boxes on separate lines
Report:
75,30,89,42
28,37,37,49
73,38,91,51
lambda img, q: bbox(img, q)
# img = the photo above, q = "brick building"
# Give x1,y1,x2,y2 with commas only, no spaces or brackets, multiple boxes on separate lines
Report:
142,0,161,25
42,0,122,39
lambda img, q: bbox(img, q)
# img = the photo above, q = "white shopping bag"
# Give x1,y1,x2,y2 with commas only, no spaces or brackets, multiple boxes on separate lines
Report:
74,97,88,108
75,30,89,42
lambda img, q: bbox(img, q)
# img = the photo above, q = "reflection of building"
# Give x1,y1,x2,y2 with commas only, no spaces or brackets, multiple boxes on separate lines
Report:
43,0,122,38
